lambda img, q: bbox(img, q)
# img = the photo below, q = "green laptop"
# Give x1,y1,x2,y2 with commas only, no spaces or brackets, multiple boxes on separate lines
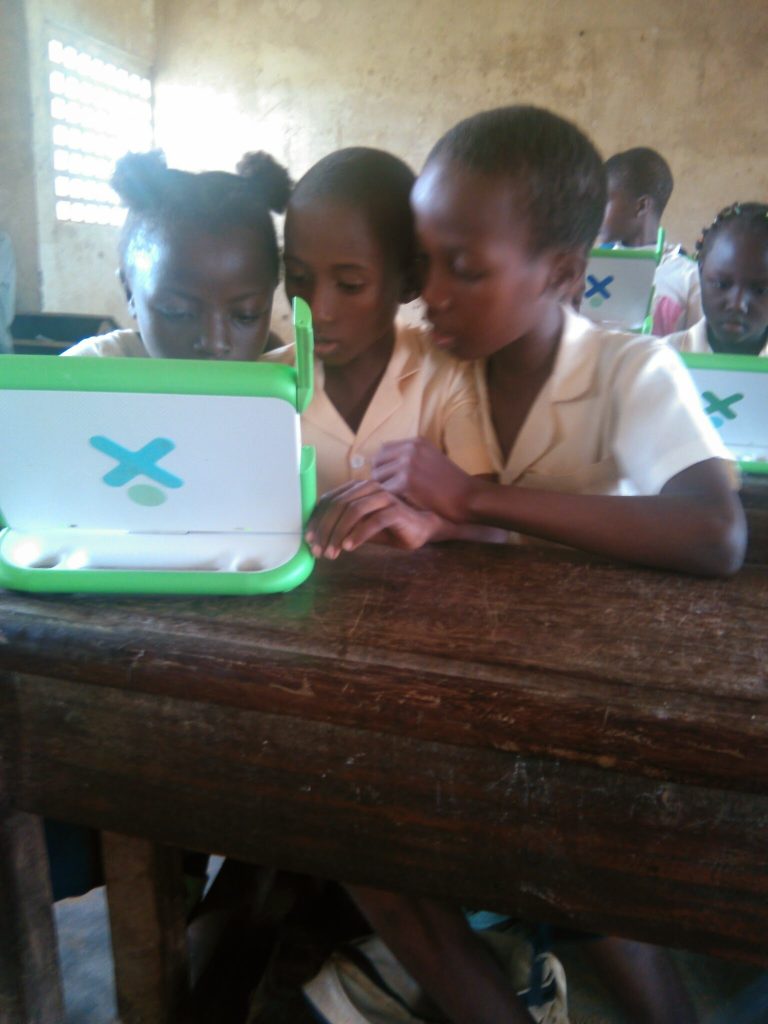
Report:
682,351,768,475
0,298,316,593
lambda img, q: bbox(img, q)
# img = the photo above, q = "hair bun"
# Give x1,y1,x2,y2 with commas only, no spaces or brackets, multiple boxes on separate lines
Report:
111,150,169,210
236,151,292,214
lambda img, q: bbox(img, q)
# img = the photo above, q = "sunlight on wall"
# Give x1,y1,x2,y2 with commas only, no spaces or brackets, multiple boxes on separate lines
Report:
155,83,292,174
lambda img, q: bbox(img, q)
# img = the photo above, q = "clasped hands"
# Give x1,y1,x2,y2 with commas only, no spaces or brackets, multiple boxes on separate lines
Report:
305,438,479,559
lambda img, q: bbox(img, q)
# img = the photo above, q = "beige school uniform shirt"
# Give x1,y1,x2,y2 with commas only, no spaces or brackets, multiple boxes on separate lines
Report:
267,324,493,495
62,328,287,358
473,306,733,500
666,316,768,358
62,329,147,357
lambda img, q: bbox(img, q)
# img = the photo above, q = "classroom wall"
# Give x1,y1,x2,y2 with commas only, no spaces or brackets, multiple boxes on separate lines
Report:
0,0,155,324
154,0,767,252
5,0,766,328
0,0,41,312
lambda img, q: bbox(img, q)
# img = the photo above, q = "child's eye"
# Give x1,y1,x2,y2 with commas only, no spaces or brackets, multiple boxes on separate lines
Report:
157,307,195,321
451,264,486,282
337,281,365,295
233,311,264,326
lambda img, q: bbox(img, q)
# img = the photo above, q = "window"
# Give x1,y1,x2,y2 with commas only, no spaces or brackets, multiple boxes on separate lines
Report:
47,37,153,225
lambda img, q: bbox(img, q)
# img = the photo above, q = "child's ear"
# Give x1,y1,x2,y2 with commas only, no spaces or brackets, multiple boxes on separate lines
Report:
547,249,587,305
636,194,652,220
118,267,136,318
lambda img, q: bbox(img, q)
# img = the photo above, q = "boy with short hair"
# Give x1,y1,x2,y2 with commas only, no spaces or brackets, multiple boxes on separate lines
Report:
597,147,701,336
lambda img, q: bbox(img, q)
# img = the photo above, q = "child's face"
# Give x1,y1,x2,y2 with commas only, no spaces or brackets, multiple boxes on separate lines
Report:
700,226,768,355
283,198,403,366
123,223,275,360
597,179,641,247
411,159,561,360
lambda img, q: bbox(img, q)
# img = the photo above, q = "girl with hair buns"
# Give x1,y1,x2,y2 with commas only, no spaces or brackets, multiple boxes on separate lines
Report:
54,149,292,957
63,148,290,359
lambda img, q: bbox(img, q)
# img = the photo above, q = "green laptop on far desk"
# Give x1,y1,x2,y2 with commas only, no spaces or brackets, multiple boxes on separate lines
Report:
682,352,768,475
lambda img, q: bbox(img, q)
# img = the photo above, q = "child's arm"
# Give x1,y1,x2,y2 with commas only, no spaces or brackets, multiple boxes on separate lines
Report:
370,439,744,577
369,339,747,577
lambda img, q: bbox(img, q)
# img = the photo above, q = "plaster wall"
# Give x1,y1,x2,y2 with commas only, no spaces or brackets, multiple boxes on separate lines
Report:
7,0,154,322
0,0,41,312
154,0,767,252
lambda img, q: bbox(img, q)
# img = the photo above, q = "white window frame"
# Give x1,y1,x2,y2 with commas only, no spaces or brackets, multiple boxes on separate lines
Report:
46,28,154,226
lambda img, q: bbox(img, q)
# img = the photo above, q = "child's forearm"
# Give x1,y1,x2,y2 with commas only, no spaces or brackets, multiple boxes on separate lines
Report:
462,468,745,577
430,518,509,545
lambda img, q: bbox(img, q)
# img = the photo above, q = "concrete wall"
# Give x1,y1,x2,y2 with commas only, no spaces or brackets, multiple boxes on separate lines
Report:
154,0,767,252
27,0,155,323
0,0,154,323
5,0,767,328
0,0,41,312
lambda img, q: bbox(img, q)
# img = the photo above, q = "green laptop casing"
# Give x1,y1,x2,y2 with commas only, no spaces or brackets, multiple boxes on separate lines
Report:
0,298,316,594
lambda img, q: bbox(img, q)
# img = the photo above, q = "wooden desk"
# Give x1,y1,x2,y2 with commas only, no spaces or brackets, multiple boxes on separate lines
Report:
1,540,767,1022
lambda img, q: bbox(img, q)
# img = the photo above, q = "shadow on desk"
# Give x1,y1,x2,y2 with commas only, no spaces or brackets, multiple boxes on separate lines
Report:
741,475,768,565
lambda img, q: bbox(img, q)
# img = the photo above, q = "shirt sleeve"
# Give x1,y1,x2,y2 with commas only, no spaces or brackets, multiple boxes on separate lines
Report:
610,339,735,494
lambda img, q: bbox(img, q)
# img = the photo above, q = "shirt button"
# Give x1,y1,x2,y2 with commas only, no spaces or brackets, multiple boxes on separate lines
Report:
350,454,365,470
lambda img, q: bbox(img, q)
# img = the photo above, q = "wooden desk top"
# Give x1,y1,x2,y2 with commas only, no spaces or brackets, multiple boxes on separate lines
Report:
1,539,767,964
0,541,765,793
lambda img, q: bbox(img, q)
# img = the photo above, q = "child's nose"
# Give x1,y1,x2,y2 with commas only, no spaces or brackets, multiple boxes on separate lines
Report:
311,281,337,326
421,265,451,311
725,286,750,314
196,313,232,356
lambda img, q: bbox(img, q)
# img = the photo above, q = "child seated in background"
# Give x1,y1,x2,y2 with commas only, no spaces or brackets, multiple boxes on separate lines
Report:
279,146,493,495
666,202,768,357
63,148,289,359
597,147,701,336
305,105,747,1024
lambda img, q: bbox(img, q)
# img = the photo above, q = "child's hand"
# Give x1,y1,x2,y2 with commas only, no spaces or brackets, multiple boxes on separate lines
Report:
372,438,475,522
305,480,441,559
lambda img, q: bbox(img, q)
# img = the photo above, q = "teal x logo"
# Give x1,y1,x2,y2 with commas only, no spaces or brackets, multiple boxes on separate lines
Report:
701,390,744,430
90,435,183,506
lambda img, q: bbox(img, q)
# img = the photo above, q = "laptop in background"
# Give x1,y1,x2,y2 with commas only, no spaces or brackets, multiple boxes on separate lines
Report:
682,352,768,474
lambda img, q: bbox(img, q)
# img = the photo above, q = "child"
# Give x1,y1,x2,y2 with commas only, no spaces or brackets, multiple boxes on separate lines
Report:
307,112,744,581
280,146,493,495
57,149,291,973
597,147,702,336
666,202,768,357
63,148,289,359
303,106,746,1024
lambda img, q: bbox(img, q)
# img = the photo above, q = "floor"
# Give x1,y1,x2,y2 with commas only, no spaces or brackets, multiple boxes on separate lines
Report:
55,886,768,1023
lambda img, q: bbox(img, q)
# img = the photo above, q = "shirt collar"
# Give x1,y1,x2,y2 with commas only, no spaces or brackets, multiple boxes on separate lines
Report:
546,305,604,403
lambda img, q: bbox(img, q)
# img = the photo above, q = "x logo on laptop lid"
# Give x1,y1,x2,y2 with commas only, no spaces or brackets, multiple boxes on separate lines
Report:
701,390,744,425
90,436,184,489
585,274,614,302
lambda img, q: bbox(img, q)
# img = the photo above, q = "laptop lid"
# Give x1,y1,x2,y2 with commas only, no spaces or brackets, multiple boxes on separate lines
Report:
682,352,768,473
0,358,305,535
581,248,658,332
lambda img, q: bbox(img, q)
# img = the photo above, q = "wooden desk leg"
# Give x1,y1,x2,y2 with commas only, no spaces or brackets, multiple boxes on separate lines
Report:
102,832,188,1024
0,807,65,1024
